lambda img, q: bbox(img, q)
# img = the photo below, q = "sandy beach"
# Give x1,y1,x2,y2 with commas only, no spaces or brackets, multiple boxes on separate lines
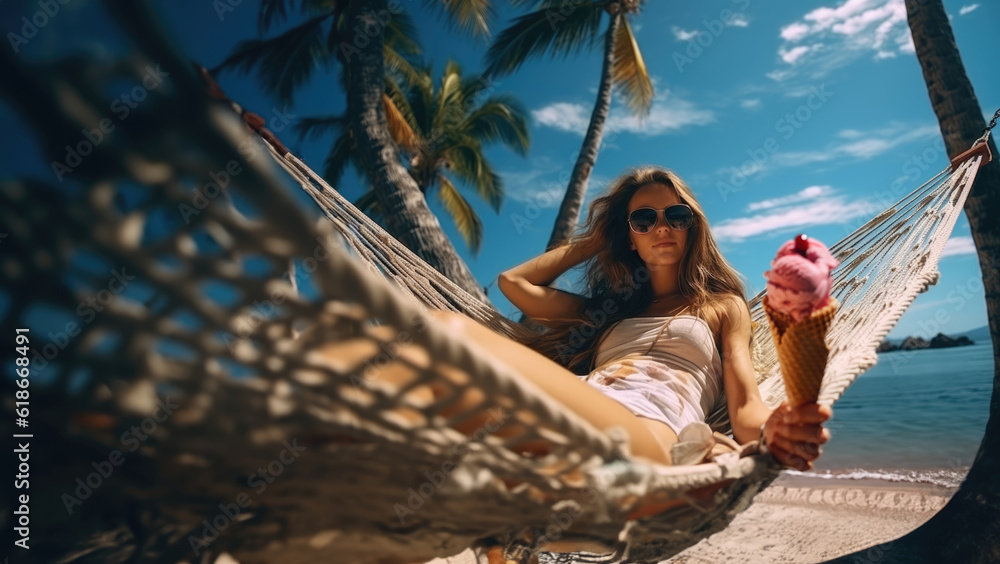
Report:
664,473,955,563
427,473,956,564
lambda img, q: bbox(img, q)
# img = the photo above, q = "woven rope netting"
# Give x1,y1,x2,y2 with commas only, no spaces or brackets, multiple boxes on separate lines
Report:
0,3,991,564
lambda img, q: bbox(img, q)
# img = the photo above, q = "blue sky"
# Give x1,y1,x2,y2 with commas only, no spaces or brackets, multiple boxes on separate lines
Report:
2,0,998,341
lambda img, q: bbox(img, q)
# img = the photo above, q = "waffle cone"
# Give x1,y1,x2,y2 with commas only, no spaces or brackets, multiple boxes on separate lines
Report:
764,297,839,406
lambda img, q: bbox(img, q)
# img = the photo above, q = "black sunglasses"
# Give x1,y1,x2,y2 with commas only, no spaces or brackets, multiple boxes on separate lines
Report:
627,204,695,234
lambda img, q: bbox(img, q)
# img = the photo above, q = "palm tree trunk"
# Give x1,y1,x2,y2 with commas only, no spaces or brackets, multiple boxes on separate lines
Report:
544,9,622,251
347,0,490,305
829,1,1000,561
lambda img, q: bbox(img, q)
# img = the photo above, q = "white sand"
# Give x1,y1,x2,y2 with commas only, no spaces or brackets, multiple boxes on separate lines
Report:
425,474,955,564
665,474,954,563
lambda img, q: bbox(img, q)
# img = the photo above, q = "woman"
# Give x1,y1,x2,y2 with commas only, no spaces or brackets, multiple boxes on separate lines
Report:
428,167,830,470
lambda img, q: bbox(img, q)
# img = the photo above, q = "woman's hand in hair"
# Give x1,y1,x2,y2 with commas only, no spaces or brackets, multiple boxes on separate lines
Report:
762,402,832,471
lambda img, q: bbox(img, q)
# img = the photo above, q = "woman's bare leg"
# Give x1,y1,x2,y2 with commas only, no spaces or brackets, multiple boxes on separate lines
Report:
310,310,678,464
423,310,678,464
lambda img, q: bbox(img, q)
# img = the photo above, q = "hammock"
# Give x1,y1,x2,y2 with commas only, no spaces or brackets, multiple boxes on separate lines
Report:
0,4,994,563
254,107,993,436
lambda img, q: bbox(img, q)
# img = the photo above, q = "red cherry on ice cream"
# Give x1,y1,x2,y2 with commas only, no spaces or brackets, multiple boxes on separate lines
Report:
794,234,809,257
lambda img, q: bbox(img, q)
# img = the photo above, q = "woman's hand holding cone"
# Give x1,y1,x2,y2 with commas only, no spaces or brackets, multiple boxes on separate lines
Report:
763,402,832,471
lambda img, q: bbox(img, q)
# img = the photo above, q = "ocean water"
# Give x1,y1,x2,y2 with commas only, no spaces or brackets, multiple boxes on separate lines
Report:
798,342,995,487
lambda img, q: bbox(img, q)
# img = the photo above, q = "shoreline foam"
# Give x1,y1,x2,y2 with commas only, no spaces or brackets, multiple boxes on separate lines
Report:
783,466,968,488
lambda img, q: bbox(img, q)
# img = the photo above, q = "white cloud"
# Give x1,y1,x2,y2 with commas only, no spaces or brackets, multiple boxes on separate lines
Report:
780,22,812,42
673,14,749,41
501,158,611,209
532,89,714,137
746,185,832,211
779,44,822,64
713,188,872,242
769,0,913,80
533,103,590,133
959,4,980,16
672,26,700,41
740,98,762,110
838,128,866,139
729,14,751,27
718,123,940,180
942,236,977,257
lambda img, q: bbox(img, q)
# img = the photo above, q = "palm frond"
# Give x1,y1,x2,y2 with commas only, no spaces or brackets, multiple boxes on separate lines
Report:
383,44,424,86
383,92,421,152
294,115,348,142
509,0,572,8
259,0,337,34
384,8,422,55
257,0,294,35
436,174,484,253
611,17,653,116
427,0,495,38
385,76,422,136
323,130,361,188
483,2,603,77
447,144,503,212
407,65,435,138
461,95,530,155
458,72,494,111
434,60,467,132
215,13,333,106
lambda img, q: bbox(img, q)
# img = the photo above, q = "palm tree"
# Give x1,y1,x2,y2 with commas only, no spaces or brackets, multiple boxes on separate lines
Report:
216,0,497,303
297,61,530,254
832,1,1000,562
485,0,653,251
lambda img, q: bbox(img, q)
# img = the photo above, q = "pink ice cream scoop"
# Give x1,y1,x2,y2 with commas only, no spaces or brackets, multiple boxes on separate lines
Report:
764,234,840,322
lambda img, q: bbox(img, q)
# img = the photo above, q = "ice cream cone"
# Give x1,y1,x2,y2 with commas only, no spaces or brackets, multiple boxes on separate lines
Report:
764,296,839,406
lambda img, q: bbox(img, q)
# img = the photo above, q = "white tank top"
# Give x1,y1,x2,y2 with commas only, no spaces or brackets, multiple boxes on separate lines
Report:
586,315,723,431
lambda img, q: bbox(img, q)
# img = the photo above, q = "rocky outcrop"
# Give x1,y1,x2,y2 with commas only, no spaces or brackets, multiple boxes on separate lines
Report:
877,340,899,353
899,336,930,351
929,333,975,349
877,333,975,353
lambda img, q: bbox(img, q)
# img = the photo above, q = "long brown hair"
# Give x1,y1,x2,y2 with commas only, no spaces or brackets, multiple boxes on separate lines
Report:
523,166,748,374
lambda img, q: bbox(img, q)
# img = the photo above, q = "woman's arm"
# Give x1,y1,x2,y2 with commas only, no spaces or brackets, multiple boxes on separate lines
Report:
497,238,598,325
719,295,831,470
